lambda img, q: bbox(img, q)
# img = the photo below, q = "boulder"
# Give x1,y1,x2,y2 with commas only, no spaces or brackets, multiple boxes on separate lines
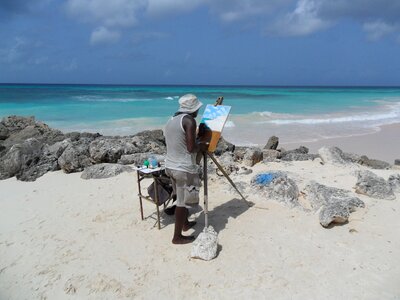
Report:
1,115,36,133
133,129,166,154
388,174,400,192
134,129,165,145
0,138,43,180
264,136,279,150
216,152,238,175
357,155,391,170
191,226,218,261
89,137,139,163
318,146,348,165
252,172,299,207
214,136,235,156
243,147,263,167
262,149,280,162
304,181,365,227
81,163,133,179
65,131,101,142
305,181,365,211
0,122,9,140
280,146,319,161
319,203,351,227
395,159,400,166
341,152,361,163
58,141,92,173
355,170,395,200
233,146,247,162
2,117,64,148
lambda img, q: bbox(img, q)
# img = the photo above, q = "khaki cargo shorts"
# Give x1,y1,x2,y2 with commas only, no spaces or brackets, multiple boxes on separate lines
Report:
165,168,200,208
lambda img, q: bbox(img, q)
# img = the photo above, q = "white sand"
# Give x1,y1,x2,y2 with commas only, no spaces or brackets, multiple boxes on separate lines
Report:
1,160,400,299
282,123,400,164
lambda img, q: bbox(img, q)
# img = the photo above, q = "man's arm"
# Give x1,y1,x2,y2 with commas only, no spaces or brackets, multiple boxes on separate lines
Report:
182,115,205,153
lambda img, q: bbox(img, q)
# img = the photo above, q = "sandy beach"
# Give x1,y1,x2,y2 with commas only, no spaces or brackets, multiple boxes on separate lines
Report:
1,156,399,299
282,123,400,164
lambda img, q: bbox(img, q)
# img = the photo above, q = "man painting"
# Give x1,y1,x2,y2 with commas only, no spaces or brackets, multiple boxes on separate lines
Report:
164,94,206,244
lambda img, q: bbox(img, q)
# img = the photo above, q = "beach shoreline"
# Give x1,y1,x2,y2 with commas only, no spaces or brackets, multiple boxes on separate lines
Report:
280,123,400,163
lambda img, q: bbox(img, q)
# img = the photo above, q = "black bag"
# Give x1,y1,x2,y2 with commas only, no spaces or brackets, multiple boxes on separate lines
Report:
147,176,173,206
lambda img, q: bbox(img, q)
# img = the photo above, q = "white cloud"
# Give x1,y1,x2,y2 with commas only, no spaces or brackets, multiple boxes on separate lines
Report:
66,0,146,28
209,0,289,22
363,21,395,41
90,26,121,45
0,37,27,64
146,0,203,17
267,0,330,36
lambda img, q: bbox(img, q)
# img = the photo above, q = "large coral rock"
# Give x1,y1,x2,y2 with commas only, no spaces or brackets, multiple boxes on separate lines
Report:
89,137,138,163
388,174,400,192
318,146,348,165
191,226,218,261
305,181,365,227
252,172,299,207
357,155,391,170
0,138,43,180
118,153,165,166
264,136,279,150
355,170,395,200
58,140,92,173
81,163,133,179
243,147,263,167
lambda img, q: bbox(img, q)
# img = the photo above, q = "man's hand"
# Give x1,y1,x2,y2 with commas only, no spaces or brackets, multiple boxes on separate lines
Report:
198,142,209,153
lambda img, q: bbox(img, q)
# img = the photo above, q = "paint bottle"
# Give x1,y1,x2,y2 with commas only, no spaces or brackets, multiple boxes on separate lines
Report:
143,160,149,168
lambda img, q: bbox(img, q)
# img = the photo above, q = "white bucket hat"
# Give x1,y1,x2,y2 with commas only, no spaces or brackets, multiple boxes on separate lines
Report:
178,94,203,113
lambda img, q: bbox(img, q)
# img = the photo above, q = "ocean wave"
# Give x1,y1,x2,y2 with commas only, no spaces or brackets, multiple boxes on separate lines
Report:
257,102,400,125
74,96,152,103
164,96,179,100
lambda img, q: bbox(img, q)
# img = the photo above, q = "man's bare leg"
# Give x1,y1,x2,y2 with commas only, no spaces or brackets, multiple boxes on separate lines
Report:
183,208,196,231
172,207,195,244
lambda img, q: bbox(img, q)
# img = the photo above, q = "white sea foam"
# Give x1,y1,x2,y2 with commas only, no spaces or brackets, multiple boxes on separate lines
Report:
164,96,179,100
257,102,400,126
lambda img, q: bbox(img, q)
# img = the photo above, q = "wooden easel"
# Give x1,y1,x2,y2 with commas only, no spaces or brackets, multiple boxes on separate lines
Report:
200,97,253,208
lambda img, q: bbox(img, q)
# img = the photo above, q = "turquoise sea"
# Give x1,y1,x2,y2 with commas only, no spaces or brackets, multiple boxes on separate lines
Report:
1,84,400,145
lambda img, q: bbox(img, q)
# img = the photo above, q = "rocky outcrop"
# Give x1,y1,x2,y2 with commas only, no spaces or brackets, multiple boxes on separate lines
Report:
89,137,138,163
388,174,400,192
264,136,279,150
214,136,235,156
262,149,281,162
357,155,391,170
0,116,169,181
355,170,395,200
318,146,348,165
1,116,64,149
0,138,43,180
58,140,92,173
243,147,263,167
304,181,365,227
252,172,299,207
81,163,133,179
280,146,319,161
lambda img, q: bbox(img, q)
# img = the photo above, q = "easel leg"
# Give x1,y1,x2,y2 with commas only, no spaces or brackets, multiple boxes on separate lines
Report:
137,171,144,220
207,152,253,207
203,152,208,228
154,178,161,230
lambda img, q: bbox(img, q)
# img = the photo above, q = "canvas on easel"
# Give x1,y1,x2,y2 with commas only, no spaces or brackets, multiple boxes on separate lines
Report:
199,104,231,152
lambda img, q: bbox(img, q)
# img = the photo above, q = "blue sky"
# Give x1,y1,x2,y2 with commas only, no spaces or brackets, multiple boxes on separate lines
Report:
1,0,400,85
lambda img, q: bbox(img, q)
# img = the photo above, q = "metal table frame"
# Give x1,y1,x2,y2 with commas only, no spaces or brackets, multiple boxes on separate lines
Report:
136,167,170,229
